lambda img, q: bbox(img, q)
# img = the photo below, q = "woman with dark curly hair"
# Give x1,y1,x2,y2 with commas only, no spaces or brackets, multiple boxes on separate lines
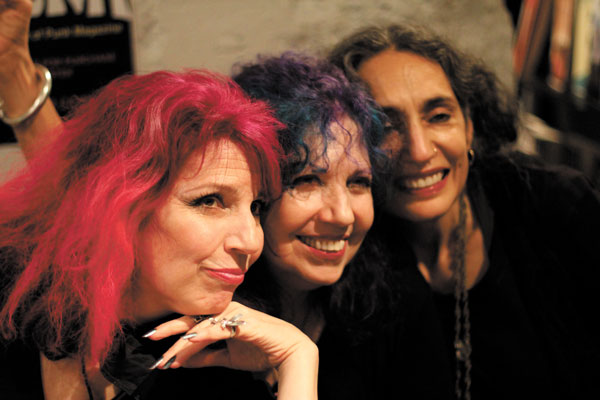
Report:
329,24,600,399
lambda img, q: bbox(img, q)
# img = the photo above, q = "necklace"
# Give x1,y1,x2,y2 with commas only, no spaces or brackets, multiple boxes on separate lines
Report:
80,356,95,400
452,193,472,400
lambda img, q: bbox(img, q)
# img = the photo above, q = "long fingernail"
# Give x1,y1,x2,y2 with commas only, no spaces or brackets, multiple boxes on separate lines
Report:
162,355,176,369
142,329,157,338
149,357,163,370
181,332,197,340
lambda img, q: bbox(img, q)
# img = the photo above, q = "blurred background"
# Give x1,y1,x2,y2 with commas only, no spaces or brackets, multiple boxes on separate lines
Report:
1,0,599,187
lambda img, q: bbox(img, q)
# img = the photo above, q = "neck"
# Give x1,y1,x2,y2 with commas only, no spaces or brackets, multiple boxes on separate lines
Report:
278,285,324,342
403,194,487,293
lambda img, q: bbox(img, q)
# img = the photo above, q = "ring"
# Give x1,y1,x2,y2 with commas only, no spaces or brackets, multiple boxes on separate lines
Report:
192,315,210,324
209,313,247,337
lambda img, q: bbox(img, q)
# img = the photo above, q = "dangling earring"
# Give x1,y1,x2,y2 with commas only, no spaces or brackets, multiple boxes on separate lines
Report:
467,148,475,166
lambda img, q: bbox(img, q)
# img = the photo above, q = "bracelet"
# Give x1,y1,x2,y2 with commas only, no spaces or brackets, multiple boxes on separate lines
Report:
0,64,52,127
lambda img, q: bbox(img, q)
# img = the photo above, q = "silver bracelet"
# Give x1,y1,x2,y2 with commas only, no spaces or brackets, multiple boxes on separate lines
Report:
0,64,52,127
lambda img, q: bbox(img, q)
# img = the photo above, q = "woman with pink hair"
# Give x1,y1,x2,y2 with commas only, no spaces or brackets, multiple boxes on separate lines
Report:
0,4,319,399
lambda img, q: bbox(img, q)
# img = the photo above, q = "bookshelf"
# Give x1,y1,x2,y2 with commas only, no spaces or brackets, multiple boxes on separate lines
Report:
513,0,600,185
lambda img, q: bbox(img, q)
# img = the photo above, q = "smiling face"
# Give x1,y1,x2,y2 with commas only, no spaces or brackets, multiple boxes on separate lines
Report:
357,49,473,222
262,117,374,291
133,139,265,321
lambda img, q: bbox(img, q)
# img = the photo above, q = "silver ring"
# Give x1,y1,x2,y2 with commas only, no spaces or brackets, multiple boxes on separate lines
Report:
209,313,247,335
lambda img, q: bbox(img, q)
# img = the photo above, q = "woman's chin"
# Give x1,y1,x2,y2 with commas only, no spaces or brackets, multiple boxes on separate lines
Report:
189,292,235,316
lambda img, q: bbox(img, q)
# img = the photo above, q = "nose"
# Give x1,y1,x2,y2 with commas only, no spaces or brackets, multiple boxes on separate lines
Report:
224,209,263,261
403,119,436,163
317,186,355,227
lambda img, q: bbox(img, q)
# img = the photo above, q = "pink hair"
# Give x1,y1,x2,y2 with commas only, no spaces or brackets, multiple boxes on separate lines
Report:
0,70,282,364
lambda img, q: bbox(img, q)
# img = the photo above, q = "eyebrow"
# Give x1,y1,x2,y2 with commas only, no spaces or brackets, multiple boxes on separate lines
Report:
382,96,457,117
179,182,241,197
422,96,457,113
310,166,328,174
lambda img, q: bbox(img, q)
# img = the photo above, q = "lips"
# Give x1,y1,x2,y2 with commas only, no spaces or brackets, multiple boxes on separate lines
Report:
298,236,346,252
205,268,245,285
297,235,348,261
394,169,448,191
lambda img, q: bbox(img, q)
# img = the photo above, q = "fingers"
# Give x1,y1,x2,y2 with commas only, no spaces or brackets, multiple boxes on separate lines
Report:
141,301,315,373
150,315,240,369
143,315,197,341
183,347,231,368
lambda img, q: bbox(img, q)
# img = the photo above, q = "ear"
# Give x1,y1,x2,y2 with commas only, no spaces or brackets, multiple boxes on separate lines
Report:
465,114,474,148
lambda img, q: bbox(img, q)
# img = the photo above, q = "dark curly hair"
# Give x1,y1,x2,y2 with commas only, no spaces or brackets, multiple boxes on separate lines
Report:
231,52,395,338
328,24,519,155
233,51,387,193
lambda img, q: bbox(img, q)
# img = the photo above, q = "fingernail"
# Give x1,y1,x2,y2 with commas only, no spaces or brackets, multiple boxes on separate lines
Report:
149,357,163,370
142,329,157,338
162,355,176,369
181,332,197,340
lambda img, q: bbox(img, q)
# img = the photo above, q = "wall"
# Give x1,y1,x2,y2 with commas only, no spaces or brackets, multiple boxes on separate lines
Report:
1,0,515,180
134,0,515,88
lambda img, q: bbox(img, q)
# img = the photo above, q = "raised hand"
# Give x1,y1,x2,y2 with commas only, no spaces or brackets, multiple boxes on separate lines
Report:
0,0,36,114
145,301,319,400
0,0,62,158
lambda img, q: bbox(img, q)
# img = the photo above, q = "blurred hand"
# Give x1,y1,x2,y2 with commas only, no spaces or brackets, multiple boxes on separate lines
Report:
0,0,41,124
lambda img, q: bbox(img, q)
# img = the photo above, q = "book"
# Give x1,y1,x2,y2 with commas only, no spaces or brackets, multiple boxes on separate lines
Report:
587,0,600,101
571,0,597,100
547,0,575,92
513,0,553,83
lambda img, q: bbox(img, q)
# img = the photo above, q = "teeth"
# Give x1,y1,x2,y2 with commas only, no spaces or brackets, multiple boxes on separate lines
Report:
299,237,345,252
402,171,444,189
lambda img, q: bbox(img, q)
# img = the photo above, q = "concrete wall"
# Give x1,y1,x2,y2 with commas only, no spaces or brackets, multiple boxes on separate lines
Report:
134,0,515,88
1,0,515,179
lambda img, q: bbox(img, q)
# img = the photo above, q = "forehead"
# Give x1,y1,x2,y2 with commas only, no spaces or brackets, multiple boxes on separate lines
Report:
176,139,259,192
304,116,370,167
357,49,457,108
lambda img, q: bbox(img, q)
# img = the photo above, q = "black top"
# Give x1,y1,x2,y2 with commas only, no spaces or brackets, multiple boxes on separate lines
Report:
0,317,274,400
0,316,383,399
365,154,600,399
2,155,598,399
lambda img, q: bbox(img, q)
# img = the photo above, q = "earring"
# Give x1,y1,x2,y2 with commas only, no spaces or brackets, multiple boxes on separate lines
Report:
467,149,475,165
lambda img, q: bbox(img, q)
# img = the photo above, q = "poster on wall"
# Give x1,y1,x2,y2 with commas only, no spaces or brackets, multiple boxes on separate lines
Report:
0,0,135,143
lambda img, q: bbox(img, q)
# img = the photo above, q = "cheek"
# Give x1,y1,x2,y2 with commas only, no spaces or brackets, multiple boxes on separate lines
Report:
354,197,375,234
264,197,304,240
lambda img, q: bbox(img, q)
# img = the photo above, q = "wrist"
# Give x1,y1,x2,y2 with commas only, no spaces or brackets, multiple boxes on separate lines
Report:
0,63,52,126
276,341,319,400
0,56,39,117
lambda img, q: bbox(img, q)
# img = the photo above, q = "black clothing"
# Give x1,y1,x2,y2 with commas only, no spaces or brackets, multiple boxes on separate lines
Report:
368,155,600,399
0,317,274,400
0,315,378,399
2,156,597,399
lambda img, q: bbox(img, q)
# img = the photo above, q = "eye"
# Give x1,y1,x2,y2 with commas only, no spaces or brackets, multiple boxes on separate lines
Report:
287,174,322,200
250,199,267,216
348,176,372,191
384,113,407,134
383,123,396,134
428,112,451,123
289,174,321,189
188,194,223,208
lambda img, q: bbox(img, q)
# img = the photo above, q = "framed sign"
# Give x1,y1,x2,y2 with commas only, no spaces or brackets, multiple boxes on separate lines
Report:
1,0,135,142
